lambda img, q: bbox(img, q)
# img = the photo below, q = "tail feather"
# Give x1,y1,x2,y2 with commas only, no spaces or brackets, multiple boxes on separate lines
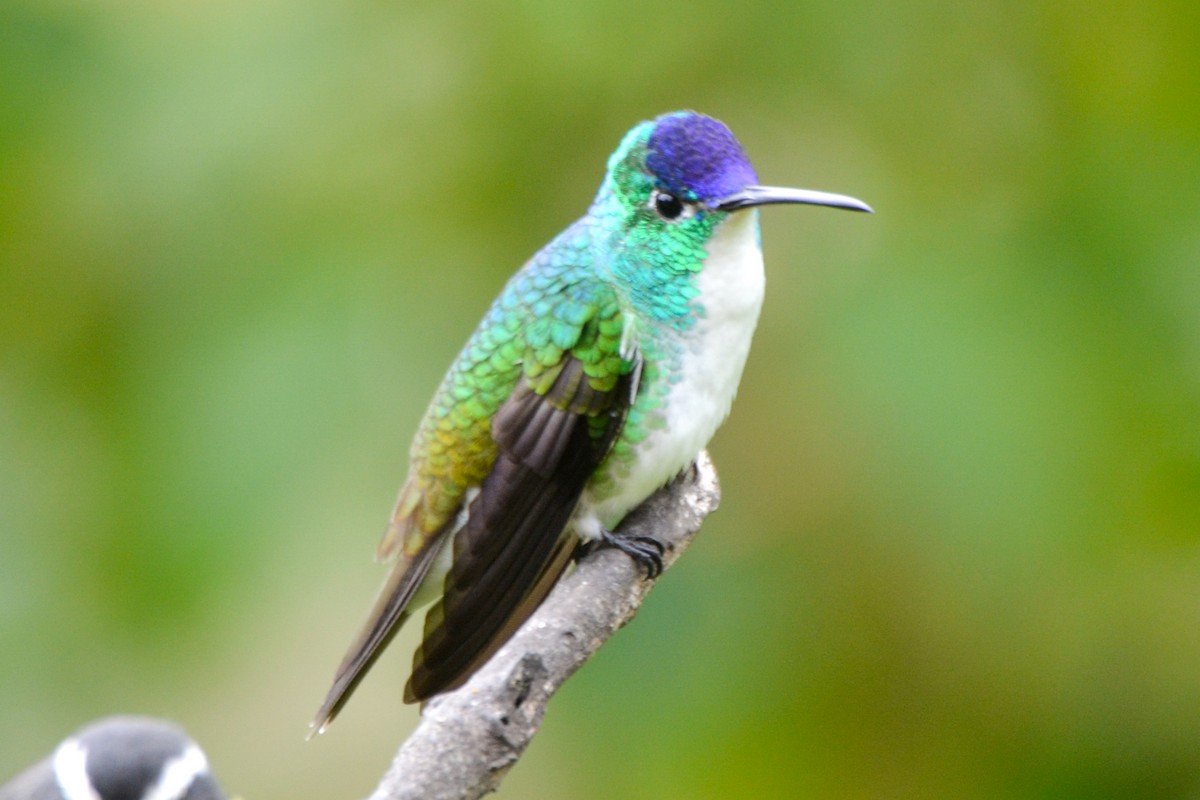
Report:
309,535,448,735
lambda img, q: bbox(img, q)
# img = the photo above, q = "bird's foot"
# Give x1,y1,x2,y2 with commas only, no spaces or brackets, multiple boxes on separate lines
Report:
599,529,665,579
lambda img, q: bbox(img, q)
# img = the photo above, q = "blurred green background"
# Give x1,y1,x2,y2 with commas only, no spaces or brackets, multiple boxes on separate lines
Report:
2,0,1199,797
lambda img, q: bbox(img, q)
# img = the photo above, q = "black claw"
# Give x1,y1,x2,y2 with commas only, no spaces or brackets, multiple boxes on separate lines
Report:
600,529,666,579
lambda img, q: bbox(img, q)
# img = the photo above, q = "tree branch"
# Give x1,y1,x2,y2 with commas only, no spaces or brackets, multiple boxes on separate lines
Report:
367,451,721,800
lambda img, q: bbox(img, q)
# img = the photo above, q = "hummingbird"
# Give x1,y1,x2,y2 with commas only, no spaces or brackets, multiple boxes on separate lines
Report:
312,110,871,733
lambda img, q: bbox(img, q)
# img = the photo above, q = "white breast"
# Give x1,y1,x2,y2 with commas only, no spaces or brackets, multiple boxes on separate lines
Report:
576,209,765,538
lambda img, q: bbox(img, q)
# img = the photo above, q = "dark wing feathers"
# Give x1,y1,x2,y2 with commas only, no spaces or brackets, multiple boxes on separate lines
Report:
404,354,638,702
314,318,642,722
406,455,578,699
494,359,599,473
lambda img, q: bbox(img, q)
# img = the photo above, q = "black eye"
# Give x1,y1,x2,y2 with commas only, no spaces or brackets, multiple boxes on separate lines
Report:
652,190,685,220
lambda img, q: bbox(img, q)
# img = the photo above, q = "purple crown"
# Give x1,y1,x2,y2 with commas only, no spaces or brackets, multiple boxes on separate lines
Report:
645,112,758,204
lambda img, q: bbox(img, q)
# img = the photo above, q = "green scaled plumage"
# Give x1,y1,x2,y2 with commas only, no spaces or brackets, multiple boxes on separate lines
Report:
380,227,632,563
312,111,871,733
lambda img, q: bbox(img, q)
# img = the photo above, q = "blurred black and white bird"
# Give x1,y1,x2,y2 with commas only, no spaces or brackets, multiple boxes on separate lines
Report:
0,716,226,800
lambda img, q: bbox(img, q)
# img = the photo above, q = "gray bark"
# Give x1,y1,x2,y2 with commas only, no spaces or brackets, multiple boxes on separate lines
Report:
367,451,721,800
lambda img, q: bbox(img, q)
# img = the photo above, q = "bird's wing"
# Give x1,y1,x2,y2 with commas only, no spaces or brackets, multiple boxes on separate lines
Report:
311,333,517,732
405,322,641,701
313,272,638,726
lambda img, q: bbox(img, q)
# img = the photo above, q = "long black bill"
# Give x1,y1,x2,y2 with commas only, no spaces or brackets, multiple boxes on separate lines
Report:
713,185,873,214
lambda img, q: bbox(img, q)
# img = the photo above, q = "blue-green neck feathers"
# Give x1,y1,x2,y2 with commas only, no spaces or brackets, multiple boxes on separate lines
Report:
585,111,762,329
